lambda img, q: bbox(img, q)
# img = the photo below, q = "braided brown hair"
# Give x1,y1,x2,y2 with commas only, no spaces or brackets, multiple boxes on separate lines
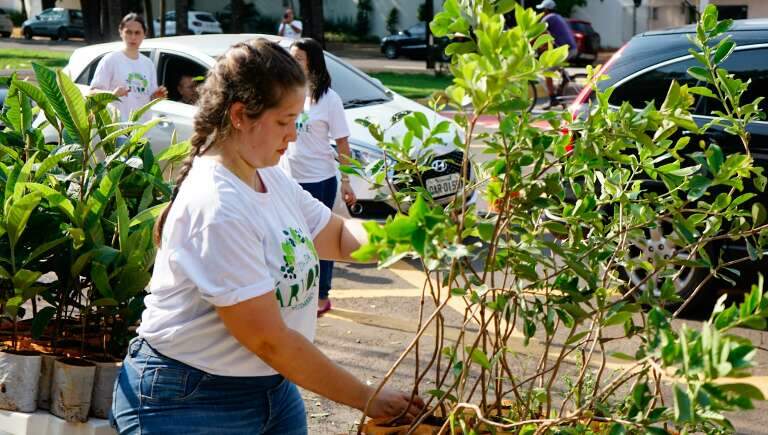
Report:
153,38,306,245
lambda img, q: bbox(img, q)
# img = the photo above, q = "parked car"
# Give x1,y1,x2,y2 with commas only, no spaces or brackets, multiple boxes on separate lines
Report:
153,10,223,36
569,19,768,307
380,22,458,62
0,8,14,37
21,7,83,40
567,19,600,66
61,34,469,219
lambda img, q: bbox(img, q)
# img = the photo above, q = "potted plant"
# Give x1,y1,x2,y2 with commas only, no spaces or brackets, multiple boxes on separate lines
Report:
351,2,767,434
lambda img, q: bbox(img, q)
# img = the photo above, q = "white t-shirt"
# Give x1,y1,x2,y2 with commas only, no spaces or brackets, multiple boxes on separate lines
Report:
138,157,332,377
278,20,303,39
280,89,350,183
90,51,157,122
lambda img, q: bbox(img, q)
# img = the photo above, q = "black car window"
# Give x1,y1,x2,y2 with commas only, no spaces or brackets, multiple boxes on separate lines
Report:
609,57,700,109
569,22,587,33
698,47,768,116
195,13,216,23
324,55,391,106
76,55,105,85
157,52,208,103
408,23,426,36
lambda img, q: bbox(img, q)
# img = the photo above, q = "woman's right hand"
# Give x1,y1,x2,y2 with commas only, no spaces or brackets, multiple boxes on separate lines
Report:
364,386,425,420
113,86,130,97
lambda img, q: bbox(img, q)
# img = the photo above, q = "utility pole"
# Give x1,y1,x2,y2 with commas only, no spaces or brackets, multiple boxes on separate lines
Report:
633,0,642,37
425,0,435,70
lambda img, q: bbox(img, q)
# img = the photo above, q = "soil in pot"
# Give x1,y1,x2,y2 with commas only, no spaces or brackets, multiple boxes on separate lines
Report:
0,349,42,412
87,355,122,419
50,357,96,422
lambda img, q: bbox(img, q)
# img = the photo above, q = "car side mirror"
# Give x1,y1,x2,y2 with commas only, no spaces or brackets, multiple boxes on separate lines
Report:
35,15,39,19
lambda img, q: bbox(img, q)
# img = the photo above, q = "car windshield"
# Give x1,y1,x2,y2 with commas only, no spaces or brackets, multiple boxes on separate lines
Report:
195,13,216,22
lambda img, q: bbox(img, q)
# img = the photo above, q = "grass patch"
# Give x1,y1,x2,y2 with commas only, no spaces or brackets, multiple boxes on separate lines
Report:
0,49,70,70
370,72,454,100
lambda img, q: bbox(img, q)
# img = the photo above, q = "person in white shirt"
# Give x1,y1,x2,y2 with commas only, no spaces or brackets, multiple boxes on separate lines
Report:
90,13,167,122
281,38,356,316
278,8,303,39
110,38,423,434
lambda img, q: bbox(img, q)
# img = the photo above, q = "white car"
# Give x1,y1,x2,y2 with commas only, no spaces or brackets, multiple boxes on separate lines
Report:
62,34,468,218
153,10,222,36
0,8,14,37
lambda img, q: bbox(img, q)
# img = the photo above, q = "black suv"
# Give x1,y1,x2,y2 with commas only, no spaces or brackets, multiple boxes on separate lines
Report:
380,22,455,62
570,19,768,307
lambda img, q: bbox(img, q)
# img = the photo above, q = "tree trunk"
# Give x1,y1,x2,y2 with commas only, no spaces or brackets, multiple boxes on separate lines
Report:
299,0,324,47
143,0,154,38
160,0,167,36
175,0,189,35
230,0,244,33
425,0,435,70
106,0,124,41
80,0,104,43
20,0,27,20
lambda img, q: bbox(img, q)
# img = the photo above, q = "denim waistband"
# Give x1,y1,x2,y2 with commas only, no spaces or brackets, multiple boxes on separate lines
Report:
128,337,285,388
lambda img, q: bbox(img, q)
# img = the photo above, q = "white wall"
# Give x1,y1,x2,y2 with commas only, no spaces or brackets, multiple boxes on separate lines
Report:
572,0,650,49
322,0,440,37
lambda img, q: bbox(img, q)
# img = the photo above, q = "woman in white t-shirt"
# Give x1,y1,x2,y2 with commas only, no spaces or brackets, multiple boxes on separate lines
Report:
90,13,167,122
110,39,423,434
281,38,356,316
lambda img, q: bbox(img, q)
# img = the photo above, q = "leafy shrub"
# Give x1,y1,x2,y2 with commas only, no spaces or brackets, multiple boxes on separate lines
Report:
386,7,400,35
0,65,186,356
350,2,768,433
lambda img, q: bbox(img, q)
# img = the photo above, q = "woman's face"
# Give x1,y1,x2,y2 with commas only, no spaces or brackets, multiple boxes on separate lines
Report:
290,46,309,78
120,20,145,50
234,85,306,169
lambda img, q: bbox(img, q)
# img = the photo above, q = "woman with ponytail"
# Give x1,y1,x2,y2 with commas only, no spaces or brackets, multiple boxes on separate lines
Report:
110,39,423,434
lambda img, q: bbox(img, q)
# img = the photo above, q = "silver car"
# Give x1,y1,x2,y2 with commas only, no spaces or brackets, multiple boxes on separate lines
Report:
0,8,14,37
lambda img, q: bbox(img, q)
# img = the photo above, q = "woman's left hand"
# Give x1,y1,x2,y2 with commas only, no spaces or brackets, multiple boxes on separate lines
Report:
341,180,356,206
151,86,168,99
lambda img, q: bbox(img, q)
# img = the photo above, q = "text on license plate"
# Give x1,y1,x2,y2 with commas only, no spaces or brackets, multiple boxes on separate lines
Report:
426,173,460,197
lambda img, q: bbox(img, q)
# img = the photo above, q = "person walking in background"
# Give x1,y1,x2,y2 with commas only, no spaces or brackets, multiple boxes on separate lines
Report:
110,38,422,434
90,13,167,121
278,7,303,39
536,0,577,109
281,38,356,317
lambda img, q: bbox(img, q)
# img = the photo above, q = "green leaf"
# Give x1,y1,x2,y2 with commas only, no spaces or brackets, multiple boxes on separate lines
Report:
752,203,766,226
92,298,119,307
35,150,74,180
32,64,76,143
31,306,57,339
713,39,736,64
55,68,89,145
467,347,491,370
130,202,168,227
707,143,724,175
91,262,114,299
12,79,58,130
85,165,126,229
116,190,130,251
13,268,42,290
609,423,626,435
22,236,68,267
410,194,428,221
718,383,765,400
6,191,42,248
387,215,418,240
688,86,716,98
674,385,694,423
565,330,590,345
687,66,711,83
128,94,162,123
156,140,191,163
604,311,633,327
687,175,712,200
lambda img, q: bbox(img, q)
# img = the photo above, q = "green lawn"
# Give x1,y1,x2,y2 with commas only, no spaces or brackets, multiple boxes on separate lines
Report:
369,72,454,100
0,49,70,70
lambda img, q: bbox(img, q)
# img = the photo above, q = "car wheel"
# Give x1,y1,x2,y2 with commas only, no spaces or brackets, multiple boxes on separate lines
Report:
621,217,714,313
438,49,451,63
384,44,398,59
57,27,68,41
23,27,32,40
1,32,10,38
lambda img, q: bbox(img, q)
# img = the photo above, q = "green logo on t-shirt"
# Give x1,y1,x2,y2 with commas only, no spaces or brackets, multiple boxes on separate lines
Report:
126,72,149,94
295,112,310,134
275,227,319,309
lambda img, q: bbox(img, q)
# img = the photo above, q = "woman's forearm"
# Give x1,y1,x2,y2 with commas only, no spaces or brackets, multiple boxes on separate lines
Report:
241,324,372,410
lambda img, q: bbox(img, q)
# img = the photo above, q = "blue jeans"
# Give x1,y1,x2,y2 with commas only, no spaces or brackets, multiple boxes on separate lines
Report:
299,176,337,300
110,338,307,434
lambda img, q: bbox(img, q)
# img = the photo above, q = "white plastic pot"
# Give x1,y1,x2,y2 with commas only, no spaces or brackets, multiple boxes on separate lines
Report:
50,358,96,423
0,350,42,413
87,358,121,419
37,353,58,410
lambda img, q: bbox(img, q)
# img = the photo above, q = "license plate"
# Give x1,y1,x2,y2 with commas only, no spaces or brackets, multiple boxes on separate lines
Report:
426,173,460,197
